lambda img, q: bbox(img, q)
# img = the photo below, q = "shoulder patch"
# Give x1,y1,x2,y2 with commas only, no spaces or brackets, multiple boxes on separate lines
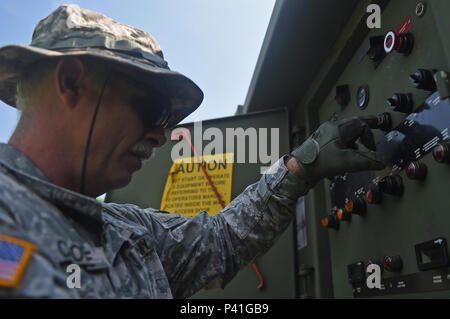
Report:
0,234,37,288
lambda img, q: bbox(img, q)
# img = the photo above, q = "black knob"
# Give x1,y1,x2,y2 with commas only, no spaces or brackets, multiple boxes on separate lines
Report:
432,142,450,163
345,197,366,216
409,69,437,91
406,161,428,180
348,261,366,285
337,208,351,221
362,112,392,132
384,255,403,272
366,185,382,204
321,214,339,230
367,36,386,62
387,93,413,113
380,175,404,197
397,33,414,56
376,112,392,132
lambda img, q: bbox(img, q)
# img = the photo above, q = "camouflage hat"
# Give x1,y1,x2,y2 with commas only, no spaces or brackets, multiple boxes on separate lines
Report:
0,4,203,128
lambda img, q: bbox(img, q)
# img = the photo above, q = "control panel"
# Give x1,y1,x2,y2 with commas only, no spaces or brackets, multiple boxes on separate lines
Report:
316,1,450,298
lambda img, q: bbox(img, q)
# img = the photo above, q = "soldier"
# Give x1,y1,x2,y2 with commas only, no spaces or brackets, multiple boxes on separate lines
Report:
0,5,385,298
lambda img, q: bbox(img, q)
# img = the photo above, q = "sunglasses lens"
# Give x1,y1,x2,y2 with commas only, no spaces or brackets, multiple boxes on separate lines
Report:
132,97,169,129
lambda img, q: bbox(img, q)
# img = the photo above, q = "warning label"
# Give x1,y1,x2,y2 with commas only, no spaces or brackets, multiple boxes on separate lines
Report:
160,153,234,217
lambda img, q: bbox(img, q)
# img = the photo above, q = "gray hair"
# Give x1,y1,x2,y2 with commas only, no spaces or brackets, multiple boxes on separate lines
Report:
16,57,107,113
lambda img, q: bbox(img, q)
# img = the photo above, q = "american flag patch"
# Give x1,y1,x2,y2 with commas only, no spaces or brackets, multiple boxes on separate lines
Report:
0,234,36,288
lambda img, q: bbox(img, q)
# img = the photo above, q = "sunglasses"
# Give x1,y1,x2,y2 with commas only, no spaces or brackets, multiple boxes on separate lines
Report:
130,91,170,130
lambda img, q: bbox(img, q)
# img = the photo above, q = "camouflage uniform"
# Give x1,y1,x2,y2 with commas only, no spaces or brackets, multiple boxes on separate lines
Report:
0,143,309,298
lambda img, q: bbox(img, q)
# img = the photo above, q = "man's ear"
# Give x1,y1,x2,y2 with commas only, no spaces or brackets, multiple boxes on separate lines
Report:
55,57,85,108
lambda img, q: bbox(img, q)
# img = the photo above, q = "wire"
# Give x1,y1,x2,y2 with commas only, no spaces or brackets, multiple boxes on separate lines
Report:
79,74,110,195
176,129,265,290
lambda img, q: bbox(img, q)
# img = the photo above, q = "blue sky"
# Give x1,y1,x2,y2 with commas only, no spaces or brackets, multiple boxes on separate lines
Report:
0,0,275,143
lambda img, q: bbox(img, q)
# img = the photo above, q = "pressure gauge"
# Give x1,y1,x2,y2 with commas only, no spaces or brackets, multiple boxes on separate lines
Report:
356,85,370,109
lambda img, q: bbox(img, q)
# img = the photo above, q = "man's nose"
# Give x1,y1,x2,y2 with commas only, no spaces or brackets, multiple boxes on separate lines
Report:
143,126,167,147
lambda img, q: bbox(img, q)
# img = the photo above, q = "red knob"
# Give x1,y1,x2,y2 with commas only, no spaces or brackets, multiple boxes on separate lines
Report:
345,197,366,216
432,143,450,163
337,209,351,221
406,161,427,180
366,186,382,204
321,214,339,230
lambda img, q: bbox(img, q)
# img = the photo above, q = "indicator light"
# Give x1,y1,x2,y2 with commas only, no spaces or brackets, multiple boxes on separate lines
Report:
337,209,351,221
366,187,382,204
321,215,339,230
345,197,366,216
345,202,353,212
384,31,414,56
432,142,450,163
406,161,427,180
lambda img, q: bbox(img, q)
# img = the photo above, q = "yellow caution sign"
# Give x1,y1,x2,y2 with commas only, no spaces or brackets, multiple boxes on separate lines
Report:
160,153,234,217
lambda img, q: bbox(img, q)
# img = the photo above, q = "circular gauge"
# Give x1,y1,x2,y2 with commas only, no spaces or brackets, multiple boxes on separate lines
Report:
356,85,370,109
384,30,396,53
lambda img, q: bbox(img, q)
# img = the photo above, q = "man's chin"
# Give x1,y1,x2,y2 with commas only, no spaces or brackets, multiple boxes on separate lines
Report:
113,173,134,189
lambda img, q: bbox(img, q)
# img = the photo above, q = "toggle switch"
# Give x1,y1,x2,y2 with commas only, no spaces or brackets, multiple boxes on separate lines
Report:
366,186,382,204
432,142,450,163
384,255,403,272
384,31,414,56
379,175,404,197
367,36,387,63
409,69,437,91
337,208,351,221
321,214,339,230
387,93,413,113
406,161,428,180
345,197,366,216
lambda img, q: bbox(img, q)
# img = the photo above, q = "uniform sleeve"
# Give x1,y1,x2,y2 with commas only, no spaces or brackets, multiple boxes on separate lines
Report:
0,209,76,298
106,156,309,299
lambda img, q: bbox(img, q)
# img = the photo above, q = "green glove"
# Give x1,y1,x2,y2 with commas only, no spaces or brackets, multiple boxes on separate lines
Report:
291,116,386,185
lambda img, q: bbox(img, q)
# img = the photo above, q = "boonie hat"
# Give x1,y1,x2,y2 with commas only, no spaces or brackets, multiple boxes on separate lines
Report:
0,4,204,128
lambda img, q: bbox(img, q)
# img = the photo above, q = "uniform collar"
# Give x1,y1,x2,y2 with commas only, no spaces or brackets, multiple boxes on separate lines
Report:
0,143,48,180
0,143,103,226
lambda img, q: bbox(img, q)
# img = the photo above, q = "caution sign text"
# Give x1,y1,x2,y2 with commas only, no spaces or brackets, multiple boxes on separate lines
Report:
160,153,233,217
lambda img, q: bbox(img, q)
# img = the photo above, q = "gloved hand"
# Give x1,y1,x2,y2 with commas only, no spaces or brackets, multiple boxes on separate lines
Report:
291,116,386,185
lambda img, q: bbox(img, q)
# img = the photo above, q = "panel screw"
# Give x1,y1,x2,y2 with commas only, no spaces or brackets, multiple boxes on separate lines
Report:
416,2,426,17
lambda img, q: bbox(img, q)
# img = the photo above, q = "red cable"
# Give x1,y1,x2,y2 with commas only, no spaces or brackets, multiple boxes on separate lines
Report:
177,130,264,290
179,131,226,208
252,263,264,289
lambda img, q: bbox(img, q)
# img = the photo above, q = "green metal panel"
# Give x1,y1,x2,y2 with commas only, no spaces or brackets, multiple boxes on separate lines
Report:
107,109,297,298
312,0,450,298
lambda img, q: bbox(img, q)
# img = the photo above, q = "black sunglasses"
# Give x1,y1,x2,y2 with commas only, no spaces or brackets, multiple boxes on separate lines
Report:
130,90,170,130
